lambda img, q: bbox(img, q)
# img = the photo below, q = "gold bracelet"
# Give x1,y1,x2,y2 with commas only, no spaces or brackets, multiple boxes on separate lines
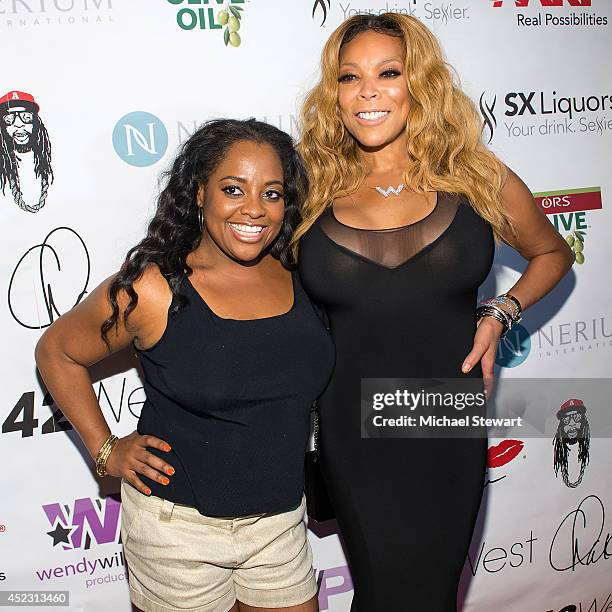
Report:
95,434,119,478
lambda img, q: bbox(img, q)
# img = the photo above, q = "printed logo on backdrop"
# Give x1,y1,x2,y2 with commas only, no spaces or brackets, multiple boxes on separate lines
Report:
0,0,114,29
311,0,471,27
496,322,531,368
0,91,53,213
479,89,612,141
491,0,608,29
534,187,603,266
166,0,245,47
316,566,353,611
112,111,168,167
467,494,611,579
553,398,591,488
43,497,120,550
8,227,90,329
485,438,525,485
537,315,612,360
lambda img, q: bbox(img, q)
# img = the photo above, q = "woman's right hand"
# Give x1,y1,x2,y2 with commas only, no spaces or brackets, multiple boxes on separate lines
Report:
104,431,175,495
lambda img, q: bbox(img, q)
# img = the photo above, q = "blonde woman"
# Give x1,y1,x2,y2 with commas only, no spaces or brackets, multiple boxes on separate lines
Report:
296,14,572,610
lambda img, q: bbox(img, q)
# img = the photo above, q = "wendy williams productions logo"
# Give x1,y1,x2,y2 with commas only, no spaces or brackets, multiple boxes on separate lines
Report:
0,91,53,213
43,496,120,550
553,398,590,488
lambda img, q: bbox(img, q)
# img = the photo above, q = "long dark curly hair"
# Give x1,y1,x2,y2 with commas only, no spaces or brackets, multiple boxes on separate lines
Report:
101,118,308,346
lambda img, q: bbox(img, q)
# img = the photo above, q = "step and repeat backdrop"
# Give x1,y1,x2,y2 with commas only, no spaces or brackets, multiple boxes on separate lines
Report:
1,1,611,611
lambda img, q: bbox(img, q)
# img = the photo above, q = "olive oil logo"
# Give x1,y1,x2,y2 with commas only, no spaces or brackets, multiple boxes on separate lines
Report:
533,187,603,266
166,0,245,47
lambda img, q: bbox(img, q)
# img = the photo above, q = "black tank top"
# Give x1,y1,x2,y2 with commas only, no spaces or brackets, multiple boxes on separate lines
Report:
134,269,335,517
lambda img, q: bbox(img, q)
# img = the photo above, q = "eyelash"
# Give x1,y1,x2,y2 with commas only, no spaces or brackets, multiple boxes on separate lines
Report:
221,185,284,201
338,69,402,83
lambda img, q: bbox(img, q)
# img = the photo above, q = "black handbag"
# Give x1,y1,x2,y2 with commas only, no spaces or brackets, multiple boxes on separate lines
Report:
304,401,335,522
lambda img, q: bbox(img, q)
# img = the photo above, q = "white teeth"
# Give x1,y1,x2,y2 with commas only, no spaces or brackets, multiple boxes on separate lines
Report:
357,111,389,120
229,223,264,234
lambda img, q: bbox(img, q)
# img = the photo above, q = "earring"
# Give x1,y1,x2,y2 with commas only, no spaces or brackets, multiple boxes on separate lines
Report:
197,206,204,232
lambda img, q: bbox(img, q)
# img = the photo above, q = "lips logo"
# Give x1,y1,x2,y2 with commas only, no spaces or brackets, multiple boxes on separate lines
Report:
485,439,524,485
488,439,524,468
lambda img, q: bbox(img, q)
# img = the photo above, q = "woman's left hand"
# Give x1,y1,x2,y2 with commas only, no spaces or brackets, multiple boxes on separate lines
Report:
461,316,505,397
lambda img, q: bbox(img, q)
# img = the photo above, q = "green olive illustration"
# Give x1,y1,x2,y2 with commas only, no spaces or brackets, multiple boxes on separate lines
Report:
574,240,584,253
565,234,575,246
575,252,585,264
228,16,240,32
218,10,229,25
229,32,241,47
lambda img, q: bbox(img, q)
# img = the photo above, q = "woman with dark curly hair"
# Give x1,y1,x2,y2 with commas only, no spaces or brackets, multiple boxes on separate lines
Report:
35,118,334,612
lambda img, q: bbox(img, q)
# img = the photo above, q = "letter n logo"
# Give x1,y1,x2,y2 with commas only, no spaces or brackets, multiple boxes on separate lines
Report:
112,111,168,167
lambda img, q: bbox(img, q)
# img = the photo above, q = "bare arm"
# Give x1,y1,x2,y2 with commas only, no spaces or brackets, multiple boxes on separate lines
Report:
34,265,174,493
498,168,574,309
462,168,574,379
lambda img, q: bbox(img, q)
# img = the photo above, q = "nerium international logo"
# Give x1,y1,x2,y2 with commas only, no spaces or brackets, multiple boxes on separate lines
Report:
43,497,121,551
166,0,245,47
0,0,114,29
0,91,53,213
112,111,168,167
534,187,603,266
479,89,612,141
537,315,612,360
496,323,531,368
552,398,590,488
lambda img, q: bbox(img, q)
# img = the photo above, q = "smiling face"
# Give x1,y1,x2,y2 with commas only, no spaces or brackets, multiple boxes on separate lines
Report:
3,106,34,148
199,140,285,264
562,410,583,441
337,30,409,150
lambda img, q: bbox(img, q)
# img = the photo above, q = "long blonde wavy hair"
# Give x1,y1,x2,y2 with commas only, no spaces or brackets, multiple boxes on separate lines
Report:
292,13,514,256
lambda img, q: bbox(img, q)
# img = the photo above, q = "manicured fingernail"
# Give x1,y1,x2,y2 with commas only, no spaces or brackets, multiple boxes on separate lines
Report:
164,444,172,452
462,363,471,372
161,477,169,486
166,467,175,476
145,488,151,496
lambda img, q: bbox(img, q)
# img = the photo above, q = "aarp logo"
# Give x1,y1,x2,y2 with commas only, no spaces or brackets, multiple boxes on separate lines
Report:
112,111,168,167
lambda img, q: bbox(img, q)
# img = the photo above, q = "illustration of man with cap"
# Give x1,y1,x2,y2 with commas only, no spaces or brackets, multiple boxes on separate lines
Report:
553,398,590,488
0,90,53,213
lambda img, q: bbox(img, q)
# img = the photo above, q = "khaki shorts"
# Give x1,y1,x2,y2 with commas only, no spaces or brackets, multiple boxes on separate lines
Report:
120,480,316,612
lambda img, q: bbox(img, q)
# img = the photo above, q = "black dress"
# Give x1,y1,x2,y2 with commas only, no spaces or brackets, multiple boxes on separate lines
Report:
299,193,494,611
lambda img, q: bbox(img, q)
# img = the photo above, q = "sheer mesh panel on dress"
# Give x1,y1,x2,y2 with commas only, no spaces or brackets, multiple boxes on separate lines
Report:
318,192,460,269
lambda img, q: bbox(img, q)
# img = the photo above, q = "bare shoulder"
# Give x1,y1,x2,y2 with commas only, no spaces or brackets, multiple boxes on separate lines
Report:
123,264,173,328
501,166,533,201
